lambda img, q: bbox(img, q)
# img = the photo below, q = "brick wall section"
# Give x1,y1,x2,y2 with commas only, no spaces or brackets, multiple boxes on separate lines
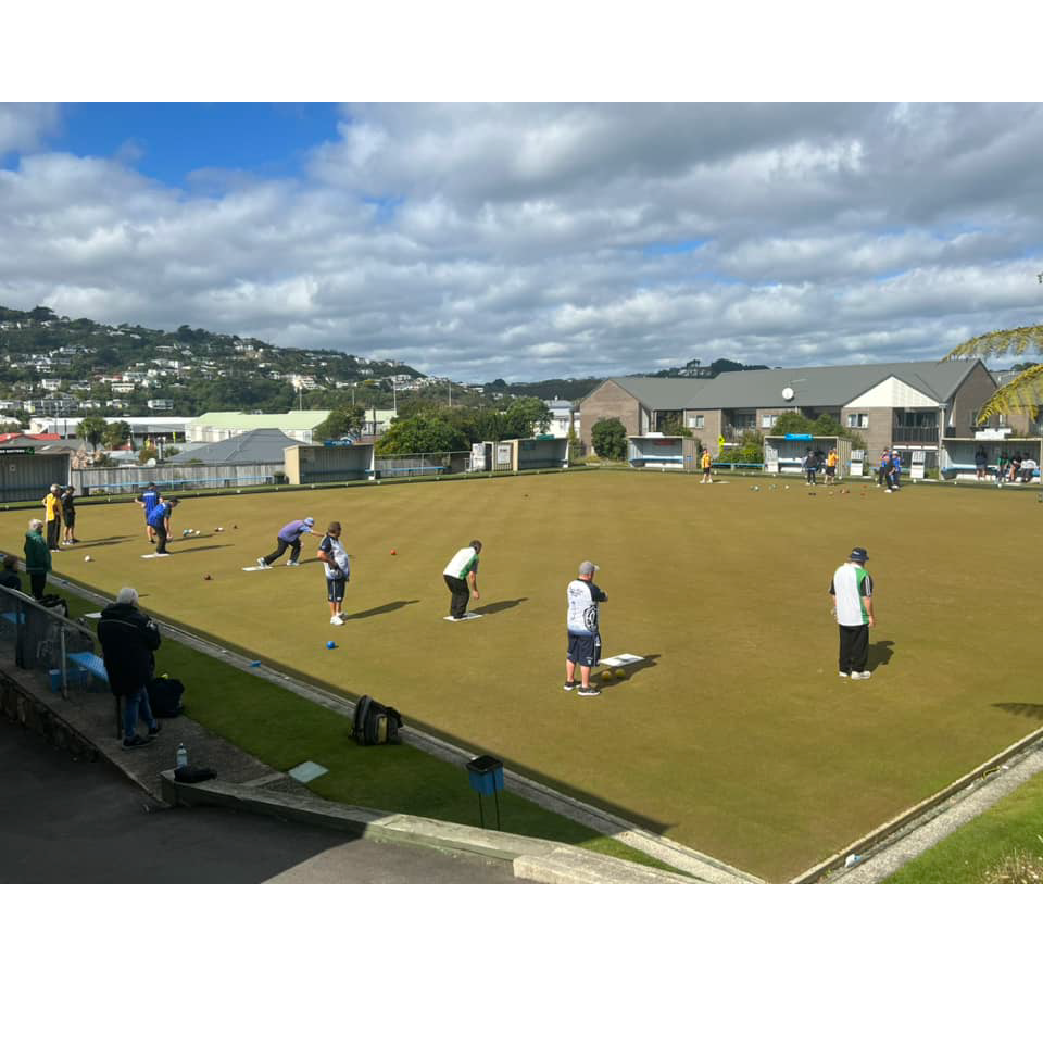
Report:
579,381,642,451
684,408,723,454
860,406,897,463
950,362,999,437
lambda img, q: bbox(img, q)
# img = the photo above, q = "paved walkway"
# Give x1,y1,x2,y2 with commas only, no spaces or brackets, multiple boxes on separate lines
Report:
0,718,525,884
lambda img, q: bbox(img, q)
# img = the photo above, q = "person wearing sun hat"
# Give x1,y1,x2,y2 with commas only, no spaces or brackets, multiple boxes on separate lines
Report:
565,560,608,697
256,516,319,568
829,547,876,680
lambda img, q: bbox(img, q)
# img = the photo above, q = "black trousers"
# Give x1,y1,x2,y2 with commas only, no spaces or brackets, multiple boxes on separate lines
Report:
444,575,470,618
30,573,46,599
263,537,300,565
838,624,869,674
155,525,168,554
46,518,61,549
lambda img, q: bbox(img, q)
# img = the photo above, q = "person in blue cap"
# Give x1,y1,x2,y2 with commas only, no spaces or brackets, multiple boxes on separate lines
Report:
256,516,319,568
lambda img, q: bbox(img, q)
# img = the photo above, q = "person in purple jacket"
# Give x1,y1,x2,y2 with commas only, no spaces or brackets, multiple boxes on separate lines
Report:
256,517,319,568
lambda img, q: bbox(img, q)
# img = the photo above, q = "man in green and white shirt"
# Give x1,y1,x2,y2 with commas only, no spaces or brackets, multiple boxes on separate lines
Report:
829,546,876,680
442,540,481,619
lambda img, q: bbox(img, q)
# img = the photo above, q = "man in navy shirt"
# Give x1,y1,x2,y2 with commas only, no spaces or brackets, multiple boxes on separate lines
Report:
135,483,160,543
146,495,176,555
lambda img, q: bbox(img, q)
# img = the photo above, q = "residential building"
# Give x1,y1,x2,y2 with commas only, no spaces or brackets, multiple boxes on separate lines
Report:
147,400,175,411
545,400,580,439
188,411,333,443
579,360,996,468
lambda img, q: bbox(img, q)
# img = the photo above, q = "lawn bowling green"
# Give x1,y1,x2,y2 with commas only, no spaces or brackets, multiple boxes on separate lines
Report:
3,469,1038,881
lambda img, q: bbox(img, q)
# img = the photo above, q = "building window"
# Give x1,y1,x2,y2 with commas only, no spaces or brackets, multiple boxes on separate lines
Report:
733,413,756,429
689,415,705,429
846,414,868,429
761,414,779,429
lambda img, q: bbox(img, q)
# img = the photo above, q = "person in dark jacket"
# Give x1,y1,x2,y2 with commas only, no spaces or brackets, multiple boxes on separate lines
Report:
98,587,162,749
23,519,51,599
0,554,21,592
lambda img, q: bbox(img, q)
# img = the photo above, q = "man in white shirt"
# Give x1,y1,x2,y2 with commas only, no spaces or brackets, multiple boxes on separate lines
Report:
442,541,481,619
317,521,351,625
565,561,608,697
829,546,876,680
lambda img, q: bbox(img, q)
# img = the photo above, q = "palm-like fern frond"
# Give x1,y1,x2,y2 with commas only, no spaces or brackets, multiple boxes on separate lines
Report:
944,325,1043,360
975,364,1043,423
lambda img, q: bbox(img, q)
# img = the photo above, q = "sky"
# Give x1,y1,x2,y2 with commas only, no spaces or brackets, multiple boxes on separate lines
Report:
3,103,1042,383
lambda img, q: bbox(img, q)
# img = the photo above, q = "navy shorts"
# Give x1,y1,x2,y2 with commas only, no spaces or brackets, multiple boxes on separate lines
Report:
825,466,835,476
326,576,347,602
567,632,601,667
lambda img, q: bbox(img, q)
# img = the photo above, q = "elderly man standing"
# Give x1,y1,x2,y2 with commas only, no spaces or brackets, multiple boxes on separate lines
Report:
565,560,608,697
830,547,876,680
98,588,163,749
442,540,482,619
23,519,51,600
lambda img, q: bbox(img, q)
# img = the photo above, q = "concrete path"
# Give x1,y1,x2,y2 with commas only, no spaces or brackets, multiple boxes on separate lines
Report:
0,718,525,884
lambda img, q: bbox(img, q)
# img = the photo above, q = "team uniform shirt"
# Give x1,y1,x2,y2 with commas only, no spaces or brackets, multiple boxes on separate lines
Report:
443,547,479,580
827,452,838,469
566,578,607,636
146,503,170,530
829,563,874,627
701,451,711,469
278,519,313,542
60,491,76,519
140,490,159,514
44,493,60,521
318,534,350,580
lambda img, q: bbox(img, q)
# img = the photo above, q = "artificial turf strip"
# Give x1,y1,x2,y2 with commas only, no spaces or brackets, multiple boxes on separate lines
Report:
13,469,1040,881
883,770,1043,884
57,592,682,876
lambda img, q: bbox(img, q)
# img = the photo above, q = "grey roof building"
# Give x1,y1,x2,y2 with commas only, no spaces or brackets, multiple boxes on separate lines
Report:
178,428,305,465
579,359,998,466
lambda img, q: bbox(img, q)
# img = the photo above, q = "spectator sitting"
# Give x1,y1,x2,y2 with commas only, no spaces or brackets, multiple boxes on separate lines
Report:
97,587,163,749
1020,456,1037,482
0,554,21,591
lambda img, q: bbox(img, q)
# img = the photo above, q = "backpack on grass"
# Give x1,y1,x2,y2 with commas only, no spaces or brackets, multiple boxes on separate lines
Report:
37,594,68,617
147,676,186,717
352,695,403,746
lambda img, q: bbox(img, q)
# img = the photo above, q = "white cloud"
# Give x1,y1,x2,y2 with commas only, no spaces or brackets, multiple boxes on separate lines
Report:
3,103,1043,380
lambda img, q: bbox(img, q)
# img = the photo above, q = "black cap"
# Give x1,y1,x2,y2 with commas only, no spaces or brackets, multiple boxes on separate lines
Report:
849,547,868,563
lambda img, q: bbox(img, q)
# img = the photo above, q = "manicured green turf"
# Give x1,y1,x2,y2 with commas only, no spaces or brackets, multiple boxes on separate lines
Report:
57,592,678,875
884,770,1043,883
7,470,1039,881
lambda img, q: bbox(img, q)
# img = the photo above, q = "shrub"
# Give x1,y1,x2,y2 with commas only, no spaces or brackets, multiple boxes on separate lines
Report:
591,417,627,460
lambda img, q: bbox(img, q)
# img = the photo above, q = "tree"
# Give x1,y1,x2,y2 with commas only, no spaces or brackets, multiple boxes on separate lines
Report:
661,412,688,437
76,416,106,452
103,420,132,449
313,406,364,442
376,414,468,454
502,396,552,439
591,417,627,460
567,415,581,461
770,411,866,449
945,324,1043,423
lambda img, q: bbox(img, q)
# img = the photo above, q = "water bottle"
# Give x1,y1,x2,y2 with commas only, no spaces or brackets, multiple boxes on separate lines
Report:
176,743,188,769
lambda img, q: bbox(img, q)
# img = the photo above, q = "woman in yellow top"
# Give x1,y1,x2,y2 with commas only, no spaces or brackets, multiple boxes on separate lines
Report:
700,448,713,484
42,483,62,552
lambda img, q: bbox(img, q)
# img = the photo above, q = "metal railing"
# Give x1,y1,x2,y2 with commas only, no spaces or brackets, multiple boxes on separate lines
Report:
374,452,474,478
891,427,939,445
0,585,99,704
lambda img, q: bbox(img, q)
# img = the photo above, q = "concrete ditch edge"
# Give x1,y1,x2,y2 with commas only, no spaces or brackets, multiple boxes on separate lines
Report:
160,771,694,884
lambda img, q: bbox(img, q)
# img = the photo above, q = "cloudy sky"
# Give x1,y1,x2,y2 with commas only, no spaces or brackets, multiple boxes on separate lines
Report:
2,101,1042,381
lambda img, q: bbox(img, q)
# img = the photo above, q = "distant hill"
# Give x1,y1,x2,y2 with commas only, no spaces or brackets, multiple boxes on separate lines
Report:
641,357,770,378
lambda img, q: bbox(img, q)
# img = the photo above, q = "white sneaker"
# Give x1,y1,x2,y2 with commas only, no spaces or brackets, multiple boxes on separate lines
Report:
855,670,871,680
329,616,344,626
286,560,300,567
839,671,849,679
256,557,268,568
850,672,864,680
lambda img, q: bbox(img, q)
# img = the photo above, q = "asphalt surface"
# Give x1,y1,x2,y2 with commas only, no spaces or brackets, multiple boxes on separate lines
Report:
0,718,526,884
